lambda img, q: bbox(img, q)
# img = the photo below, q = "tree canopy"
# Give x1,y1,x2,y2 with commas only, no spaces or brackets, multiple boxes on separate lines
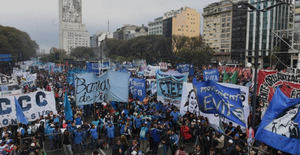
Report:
0,25,38,60
69,47,96,61
105,35,213,66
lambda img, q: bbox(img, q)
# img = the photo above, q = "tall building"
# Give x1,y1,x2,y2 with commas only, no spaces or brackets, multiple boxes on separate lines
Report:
148,7,200,38
203,0,246,64
113,25,148,40
59,0,90,54
245,0,293,68
290,0,300,68
90,32,113,48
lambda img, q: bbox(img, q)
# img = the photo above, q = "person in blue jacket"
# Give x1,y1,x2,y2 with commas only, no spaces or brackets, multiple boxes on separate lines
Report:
151,123,162,155
74,128,84,153
106,122,115,147
134,114,142,136
89,124,98,149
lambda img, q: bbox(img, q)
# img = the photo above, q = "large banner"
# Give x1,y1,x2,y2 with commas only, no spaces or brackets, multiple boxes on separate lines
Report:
180,82,249,129
75,71,129,105
194,81,246,127
256,88,300,155
0,91,57,127
156,71,187,107
203,69,219,82
129,78,146,102
257,70,300,115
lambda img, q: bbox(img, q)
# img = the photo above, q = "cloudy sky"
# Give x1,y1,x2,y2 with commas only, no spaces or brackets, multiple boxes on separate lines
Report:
0,0,217,51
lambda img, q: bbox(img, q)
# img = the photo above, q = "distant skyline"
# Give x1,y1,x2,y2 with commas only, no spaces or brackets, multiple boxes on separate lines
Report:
0,0,217,51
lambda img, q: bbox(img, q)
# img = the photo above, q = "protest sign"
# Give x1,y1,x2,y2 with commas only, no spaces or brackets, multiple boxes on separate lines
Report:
156,71,187,107
75,71,129,105
146,79,157,96
0,90,57,127
0,74,15,85
257,70,300,117
203,69,219,82
194,80,246,127
256,88,300,155
129,78,146,101
180,82,199,115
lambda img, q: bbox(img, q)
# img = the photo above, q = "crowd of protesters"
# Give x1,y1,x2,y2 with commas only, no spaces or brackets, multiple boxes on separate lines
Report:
0,66,288,155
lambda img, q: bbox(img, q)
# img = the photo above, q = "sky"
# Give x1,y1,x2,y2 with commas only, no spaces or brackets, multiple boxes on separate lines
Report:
0,0,217,51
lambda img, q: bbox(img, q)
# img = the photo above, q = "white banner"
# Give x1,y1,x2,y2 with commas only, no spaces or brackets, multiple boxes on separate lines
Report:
0,91,57,127
180,82,199,115
146,79,157,95
0,74,16,85
144,65,160,77
180,82,249,129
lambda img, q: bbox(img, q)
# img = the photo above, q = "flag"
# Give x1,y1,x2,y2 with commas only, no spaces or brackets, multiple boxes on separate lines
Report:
14,97,28,125
255,88,300,154
64,91,73,121
230,71,238,84
223,70,229,83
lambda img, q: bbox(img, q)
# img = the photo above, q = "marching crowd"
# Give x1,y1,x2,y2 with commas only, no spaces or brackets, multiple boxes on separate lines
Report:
0,67,286,155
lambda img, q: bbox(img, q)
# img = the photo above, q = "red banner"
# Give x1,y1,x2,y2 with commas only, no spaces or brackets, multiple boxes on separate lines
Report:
257,70,300,105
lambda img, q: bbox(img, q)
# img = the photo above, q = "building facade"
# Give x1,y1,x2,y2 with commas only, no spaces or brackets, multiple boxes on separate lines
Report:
149,7,200,38
59,0,90,54
290,0,300,68
246,0,293,68
203,0,235,64
113,25,148,40
90,32,113,48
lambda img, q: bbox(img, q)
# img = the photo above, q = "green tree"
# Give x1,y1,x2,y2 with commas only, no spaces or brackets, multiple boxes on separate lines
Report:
173,35,214,67
0,25,38,60
40,48,67,63
70,47,96,61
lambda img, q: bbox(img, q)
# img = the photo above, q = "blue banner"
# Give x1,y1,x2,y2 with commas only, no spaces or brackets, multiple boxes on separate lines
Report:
176,64,194,76
129,78,146,102
194,80,245,127
203,69,219,82
67,69,86,85
86,62,99,73
156,71,187,107
255,88,300,155
75,71,129,105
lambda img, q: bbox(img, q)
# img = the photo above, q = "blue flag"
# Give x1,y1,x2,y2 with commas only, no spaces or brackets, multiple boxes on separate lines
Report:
130,78,146,102
255,88,300,155
203,69,219,82
14,97,28,125
194,80,245,127
64,91,73,121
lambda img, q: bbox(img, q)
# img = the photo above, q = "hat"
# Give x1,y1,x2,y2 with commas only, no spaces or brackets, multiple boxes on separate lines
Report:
235,133,239,137
30,143,35,147
228,139,234,144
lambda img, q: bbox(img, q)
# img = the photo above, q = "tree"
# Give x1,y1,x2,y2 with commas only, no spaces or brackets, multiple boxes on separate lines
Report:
105,35,173,64
0,25,38,60
40,48,67,63
173,35,214,67
70,47,96,61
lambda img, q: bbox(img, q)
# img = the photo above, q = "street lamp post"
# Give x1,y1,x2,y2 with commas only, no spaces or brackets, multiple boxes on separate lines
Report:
237,1,290,128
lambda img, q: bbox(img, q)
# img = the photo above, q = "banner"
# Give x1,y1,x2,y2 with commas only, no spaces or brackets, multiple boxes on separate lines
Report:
75,71,129,105
194,81,246,127
255,88,300,155
156,71,187,107
176,64,194,76
0,91,57,127
146,79,157,96
159,62,168,71
129,78,146,101
203,69,219,82
144,65,160,77
86,62,100,73
180,82,199,115
180,82,249,129
0,74,15,85
257,70,300,116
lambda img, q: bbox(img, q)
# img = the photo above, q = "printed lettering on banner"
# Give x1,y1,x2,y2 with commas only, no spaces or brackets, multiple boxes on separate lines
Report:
156,71,187,107
257,70,300,117
0,91,57,127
